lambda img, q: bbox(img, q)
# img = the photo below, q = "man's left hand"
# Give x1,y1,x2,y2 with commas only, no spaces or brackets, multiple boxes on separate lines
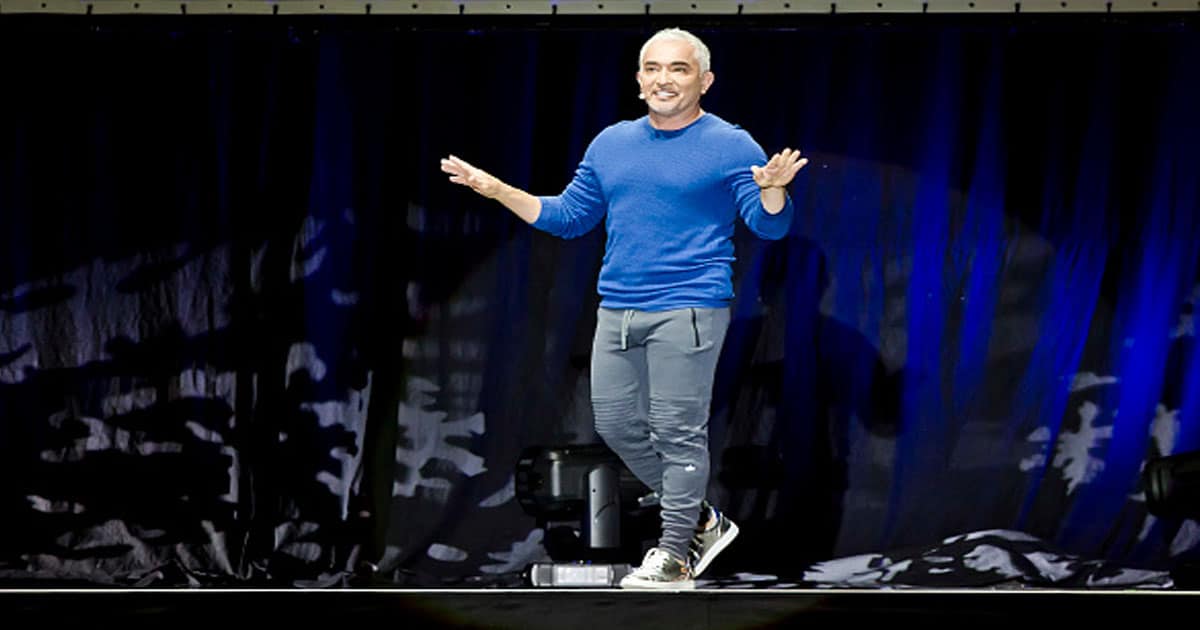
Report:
751,148,808,189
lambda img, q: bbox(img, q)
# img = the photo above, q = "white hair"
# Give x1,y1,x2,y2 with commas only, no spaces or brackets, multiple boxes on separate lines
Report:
638,28,711,74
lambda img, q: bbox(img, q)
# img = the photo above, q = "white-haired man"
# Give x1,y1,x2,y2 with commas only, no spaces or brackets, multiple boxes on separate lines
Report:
442,27,807,589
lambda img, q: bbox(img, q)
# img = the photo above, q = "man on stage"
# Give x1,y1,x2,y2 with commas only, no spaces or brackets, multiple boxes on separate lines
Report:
441,27,807,589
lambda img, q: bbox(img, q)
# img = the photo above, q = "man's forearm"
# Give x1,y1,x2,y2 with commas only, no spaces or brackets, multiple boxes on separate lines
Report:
760,186,787,215
492,184,542,224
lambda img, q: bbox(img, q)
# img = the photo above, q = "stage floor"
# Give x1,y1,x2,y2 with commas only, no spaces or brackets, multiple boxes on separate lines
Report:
2,587,1197,628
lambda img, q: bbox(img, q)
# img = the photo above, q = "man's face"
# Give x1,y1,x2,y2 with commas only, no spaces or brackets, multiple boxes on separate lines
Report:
637,39,714,122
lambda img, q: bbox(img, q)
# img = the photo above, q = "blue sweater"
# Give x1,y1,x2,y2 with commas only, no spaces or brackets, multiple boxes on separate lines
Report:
534,113,794,311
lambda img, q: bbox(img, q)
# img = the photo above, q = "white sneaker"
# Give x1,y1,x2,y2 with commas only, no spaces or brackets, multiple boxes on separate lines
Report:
619,548,694,590
689,504,739,578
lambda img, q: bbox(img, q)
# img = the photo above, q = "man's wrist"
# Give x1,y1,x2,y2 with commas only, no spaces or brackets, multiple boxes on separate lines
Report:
489,181,511,200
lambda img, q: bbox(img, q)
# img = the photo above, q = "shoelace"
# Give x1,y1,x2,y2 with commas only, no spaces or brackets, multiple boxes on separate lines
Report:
645,549,672,569
641,548,688,575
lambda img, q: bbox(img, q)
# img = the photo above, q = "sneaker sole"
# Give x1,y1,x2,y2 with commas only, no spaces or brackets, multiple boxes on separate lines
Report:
692,520,739,578
618,576,696,590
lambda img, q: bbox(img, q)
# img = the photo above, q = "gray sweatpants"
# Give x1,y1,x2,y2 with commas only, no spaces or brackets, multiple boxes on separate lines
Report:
590,306,731,562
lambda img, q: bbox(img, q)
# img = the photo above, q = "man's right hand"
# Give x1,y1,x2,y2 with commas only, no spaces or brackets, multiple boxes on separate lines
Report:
439,154,543,224
440,155,506,199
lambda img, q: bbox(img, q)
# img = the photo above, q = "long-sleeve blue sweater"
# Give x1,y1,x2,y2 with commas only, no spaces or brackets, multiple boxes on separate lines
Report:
533,113,794,311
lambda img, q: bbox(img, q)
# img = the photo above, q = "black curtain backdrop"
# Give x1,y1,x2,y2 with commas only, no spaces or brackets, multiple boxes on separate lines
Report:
0,13,1198,587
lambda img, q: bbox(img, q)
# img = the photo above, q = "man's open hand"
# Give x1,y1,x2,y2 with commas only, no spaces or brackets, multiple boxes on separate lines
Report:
751,148,808,189
440,155,505,199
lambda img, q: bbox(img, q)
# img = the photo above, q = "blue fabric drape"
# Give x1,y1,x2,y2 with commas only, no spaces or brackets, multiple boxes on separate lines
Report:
0,16,1197,586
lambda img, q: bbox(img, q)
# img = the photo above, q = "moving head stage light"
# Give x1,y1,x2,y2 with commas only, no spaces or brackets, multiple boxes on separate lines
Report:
1144,450,1200,520
515,443,660,587
1143,449,1200,589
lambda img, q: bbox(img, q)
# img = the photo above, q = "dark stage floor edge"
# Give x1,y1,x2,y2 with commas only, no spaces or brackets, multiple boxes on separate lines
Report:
2,587,1198,628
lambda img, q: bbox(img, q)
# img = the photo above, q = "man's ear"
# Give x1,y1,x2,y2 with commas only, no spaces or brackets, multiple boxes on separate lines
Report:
701,71,715,94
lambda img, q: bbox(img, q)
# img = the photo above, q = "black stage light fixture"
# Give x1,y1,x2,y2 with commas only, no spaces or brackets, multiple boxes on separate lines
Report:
515,443,658,587
1143,449,1200,589
1144,450,1200,520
